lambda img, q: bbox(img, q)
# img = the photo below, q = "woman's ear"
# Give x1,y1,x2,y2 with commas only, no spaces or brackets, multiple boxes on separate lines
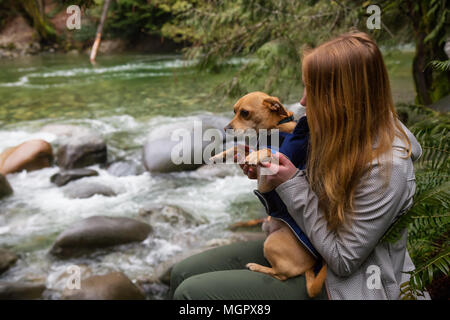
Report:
263,97,289,116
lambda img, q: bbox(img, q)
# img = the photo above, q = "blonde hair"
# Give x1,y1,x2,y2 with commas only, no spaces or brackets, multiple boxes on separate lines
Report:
302,31,411,230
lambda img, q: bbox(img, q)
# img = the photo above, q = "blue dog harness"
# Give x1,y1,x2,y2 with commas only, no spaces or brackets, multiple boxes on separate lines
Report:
253,116,320,260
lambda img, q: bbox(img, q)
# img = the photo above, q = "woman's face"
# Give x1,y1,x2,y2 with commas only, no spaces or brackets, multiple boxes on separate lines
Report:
300,75,307,107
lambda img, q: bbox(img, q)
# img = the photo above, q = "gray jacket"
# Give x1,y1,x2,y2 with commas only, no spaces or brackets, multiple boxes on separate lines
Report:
274,124,430,300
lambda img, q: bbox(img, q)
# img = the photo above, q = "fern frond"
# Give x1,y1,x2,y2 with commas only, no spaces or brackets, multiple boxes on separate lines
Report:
382,180,450,243
400,247,450,299
427,59,450,72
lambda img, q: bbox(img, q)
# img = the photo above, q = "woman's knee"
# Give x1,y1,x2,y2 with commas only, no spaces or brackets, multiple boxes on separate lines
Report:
169,260,190,296
173,274,208,300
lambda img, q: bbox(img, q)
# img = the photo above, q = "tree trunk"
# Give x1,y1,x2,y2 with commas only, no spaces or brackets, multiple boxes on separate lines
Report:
21,0,55,42
90,0,112,64
409,0,450,105
412,33,433,105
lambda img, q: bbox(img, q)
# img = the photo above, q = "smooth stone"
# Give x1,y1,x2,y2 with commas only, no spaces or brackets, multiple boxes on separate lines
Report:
62,272,145,300
142,116,229,173
0,248,18,274
63,181,116,199
138,204,202,226
0,174,13,199
0,282,46,300
0,139,53,175
50,216,152,258
50,169,99,187
41,124,107,169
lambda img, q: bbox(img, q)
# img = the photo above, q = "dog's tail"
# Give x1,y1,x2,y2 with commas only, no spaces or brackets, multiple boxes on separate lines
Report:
305,264,327,298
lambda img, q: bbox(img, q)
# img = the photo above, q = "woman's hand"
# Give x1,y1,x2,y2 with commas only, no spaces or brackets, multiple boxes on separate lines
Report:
258,152,298,189
237,151,298,188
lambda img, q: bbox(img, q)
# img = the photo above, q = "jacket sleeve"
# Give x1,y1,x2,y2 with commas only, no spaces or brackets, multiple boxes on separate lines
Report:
274,158,414,277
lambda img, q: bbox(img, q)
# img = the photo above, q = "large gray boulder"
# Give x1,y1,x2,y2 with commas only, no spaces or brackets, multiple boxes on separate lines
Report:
143,115,229,173
0,174,13,199
50,216,152,258
0,248,17,274
41,124,107,169
62,272,145,300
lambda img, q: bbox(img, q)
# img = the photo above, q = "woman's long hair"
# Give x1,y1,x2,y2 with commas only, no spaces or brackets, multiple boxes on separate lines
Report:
302,31,411,231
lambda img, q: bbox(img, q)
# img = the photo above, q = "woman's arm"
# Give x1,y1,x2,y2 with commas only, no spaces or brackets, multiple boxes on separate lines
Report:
274,159,414,277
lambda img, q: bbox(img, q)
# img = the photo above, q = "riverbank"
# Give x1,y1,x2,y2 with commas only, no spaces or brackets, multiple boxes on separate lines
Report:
0,0,182,59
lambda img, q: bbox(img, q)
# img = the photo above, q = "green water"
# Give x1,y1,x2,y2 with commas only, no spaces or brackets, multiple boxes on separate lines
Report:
0,53,238,125
0,51,415,125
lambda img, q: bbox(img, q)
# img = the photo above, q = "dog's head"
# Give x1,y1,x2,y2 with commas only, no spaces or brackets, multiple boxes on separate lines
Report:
225,92,292,134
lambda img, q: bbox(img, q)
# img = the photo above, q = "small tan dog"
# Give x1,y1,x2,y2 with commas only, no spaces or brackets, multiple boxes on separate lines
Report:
210,91,327,298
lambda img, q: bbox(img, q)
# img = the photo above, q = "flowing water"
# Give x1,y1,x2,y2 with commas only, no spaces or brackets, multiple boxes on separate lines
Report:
0,51,415,299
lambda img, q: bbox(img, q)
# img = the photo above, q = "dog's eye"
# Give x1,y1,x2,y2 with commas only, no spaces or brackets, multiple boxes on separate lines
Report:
240,110,249,118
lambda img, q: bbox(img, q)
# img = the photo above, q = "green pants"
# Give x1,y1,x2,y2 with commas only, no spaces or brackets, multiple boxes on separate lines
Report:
170,239,328,300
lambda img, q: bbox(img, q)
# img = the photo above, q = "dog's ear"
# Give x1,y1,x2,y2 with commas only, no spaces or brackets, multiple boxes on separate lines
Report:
262,97,288,116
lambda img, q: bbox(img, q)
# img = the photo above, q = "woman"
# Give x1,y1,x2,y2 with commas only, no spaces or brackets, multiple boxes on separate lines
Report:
169,31,426,300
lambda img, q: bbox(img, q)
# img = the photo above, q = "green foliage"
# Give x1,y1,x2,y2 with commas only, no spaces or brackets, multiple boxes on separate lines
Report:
0,0,20,30
160,0,375,100
383,105,450,299
428,59,450,72
106,0,174,38
160,0,449,103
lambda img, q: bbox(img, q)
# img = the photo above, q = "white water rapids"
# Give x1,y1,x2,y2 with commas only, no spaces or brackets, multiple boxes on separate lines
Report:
0,114,259,299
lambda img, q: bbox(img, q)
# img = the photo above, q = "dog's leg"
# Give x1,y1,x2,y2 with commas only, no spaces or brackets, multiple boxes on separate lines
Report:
209,145,251,164
246,263,287,281
305,264,327,298
244,149,272,165
229,218,265,230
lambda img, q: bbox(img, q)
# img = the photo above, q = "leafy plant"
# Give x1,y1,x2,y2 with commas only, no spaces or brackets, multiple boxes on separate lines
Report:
428,59,450,72
383,105,450,299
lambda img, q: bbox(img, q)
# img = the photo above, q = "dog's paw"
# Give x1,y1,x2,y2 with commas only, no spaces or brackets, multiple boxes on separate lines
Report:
246,263,259,271
245,149,272,165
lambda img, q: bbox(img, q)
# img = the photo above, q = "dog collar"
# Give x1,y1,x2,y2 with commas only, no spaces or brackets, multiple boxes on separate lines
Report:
277,115,295,126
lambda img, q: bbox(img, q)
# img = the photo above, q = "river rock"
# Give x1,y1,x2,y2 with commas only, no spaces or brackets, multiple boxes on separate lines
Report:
51,169,99,187
0,174,13,199
63,181,116,199
142,115,229,173
0,249,17,274
107,161,143,177
50,216,152,258
62,272,145,300
41,124,107,169
138,204,201,226
0,139,53,175
0,282,46,300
